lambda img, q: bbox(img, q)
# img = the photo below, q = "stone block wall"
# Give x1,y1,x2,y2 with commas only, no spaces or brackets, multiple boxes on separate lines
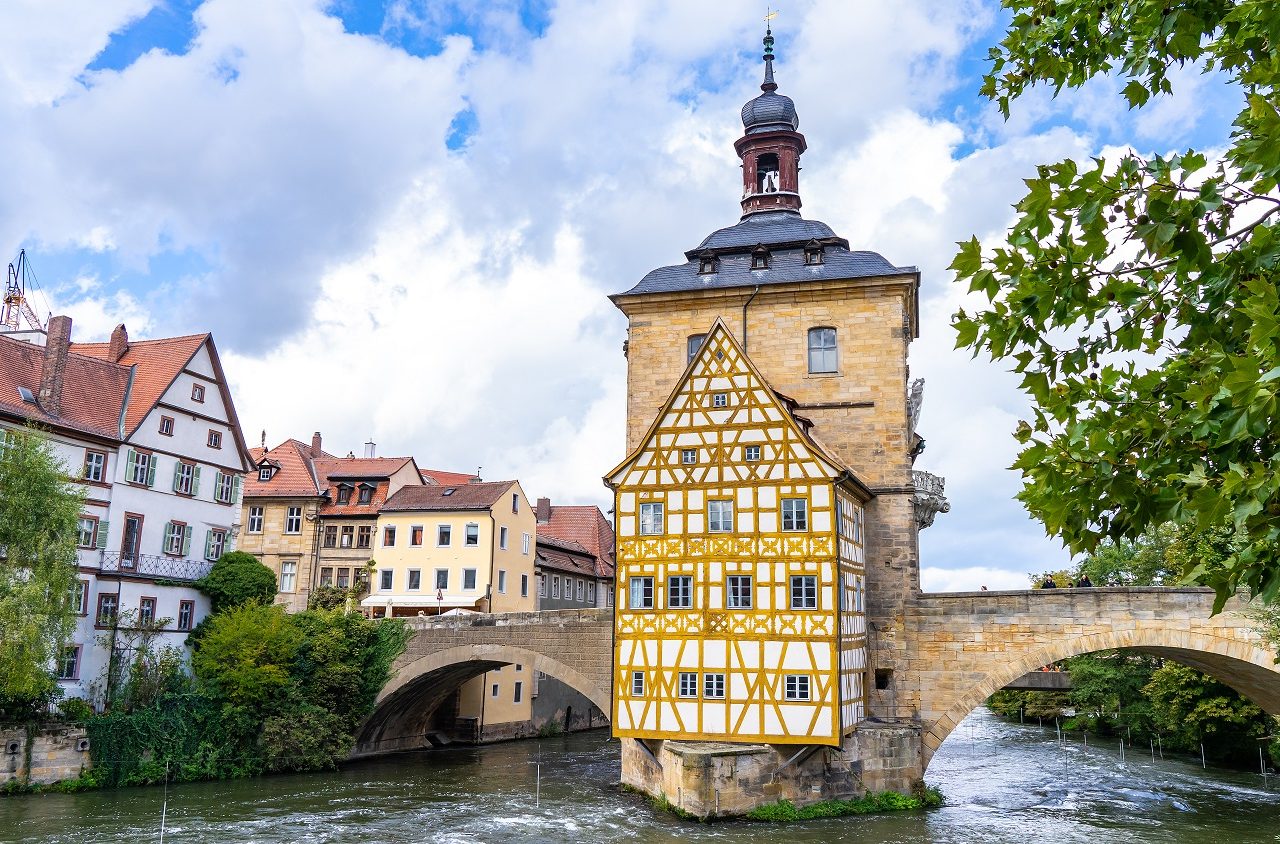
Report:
1,725,91,787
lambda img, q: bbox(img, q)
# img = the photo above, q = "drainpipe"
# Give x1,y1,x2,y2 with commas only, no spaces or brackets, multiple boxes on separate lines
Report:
742,285,761,351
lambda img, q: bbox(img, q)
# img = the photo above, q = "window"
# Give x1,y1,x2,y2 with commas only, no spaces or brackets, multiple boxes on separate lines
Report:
337,568,350,588
248,506,264,533
83,450,106,482
631,671,645,696
521,574,529,597
744,445,761,461
708,500,733,533
712,392,728,408
320,567,334,586
687,333,707,361
383,526,396,546
435,569,449,590
340,526,354,548
785,675,811,701
781,498,808,531
667,575,693,609
357,485,374,505
435,525,449,546
499,526,508,550
207,429,222,449
514,681,523,703
178,600,195,630
336,485,352,505
323,525,338,548
538,574,546,597
354,567,369,589
791,575,818,610
726,574,753,609
96,593,118,625
56,646,79,681
280,562,297,593
751,246,770,269
492,683,500,698
697,252,717,274
463,569,477,590
407,525,423,546
191,383,205,402
804,240,824,265
379,570,393,590
639,502,664,535
704,673,725,699
357,526,372,548
128,450,154,486
213,471,237,504
587,581,595,602
172,461,196,495
258,465,273,482
139,597,156,625
522,533,531,554
120,514,143,565
570,578,579,601
629,576,654,609
158,415,174,436
205,529,226,561
163,521,190,556
807,327,838,373
680,448,697,465
678,672,698,698
76,516,98,549
552,575,560,598
498,570,507,593
71,580,89,615
465,523,479,546
512,493,519,514
408,569,422,590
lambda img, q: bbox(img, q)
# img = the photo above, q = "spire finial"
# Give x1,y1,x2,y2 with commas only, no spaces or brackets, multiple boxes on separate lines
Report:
761,9,778,92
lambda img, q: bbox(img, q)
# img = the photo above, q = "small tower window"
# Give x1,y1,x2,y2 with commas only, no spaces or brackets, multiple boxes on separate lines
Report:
755,152,780,193
751,245,770,270
808,327,838,373
804,240,824,265
697,251,718,275
687,334,706,363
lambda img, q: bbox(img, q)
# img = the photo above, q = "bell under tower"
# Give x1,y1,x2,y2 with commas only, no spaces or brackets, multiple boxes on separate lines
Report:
736,27,807,216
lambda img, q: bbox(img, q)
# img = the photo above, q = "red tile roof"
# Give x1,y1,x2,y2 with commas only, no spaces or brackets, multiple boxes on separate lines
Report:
420,468,480,485
536,536,599,579
74,333,208,436
538,505,615,578
246,439,326,498
315,456,415,480
382,480,516,512
0,333,129,439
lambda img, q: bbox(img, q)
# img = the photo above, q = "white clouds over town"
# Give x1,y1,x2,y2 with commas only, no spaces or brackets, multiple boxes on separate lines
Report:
0,0,1237,589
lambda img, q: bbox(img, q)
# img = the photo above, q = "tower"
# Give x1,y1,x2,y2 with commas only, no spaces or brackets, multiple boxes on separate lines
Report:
606,26,944,815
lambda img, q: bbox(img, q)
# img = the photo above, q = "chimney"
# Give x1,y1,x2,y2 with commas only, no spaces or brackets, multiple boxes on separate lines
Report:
108,324,129,362
536,497,552,524
38,315,72,417
311,431,323,458
363,439,376,458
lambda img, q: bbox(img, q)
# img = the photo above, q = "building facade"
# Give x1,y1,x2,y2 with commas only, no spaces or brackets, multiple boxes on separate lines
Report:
0,318,250,705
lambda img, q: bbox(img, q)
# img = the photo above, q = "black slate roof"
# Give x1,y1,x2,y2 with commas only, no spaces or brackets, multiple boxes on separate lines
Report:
693,211,840,253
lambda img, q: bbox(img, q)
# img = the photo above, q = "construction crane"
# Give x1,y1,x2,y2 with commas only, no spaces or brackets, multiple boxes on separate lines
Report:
2,250,46,332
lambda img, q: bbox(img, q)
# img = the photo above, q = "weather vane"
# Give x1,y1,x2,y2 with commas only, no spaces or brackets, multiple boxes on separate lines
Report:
765,7,778,28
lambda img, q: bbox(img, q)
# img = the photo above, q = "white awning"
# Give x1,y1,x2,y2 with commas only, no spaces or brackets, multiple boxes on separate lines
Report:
358,593,483,608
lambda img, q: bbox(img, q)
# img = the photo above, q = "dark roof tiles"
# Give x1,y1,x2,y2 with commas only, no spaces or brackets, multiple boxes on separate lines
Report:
382,480,516,512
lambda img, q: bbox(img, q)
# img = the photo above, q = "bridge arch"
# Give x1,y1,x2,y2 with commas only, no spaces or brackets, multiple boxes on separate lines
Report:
922,626,1280,770
355,643,611,756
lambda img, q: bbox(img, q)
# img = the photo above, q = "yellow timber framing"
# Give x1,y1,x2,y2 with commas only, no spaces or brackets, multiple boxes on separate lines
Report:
606,317,870,746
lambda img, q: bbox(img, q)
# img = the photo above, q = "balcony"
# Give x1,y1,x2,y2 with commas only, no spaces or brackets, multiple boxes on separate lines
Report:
912,470,950,530
93,551,214,582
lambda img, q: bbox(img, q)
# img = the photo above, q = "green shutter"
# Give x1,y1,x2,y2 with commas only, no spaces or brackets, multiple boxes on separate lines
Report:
125,449,137,481
172,461,183,492
213,471,224,501
145,457,156,487
203,530,214,561
226,529,236,553
95,520,109,550
163,521,174,553
232,475,242,505
181,525,193,557
192,466,201,497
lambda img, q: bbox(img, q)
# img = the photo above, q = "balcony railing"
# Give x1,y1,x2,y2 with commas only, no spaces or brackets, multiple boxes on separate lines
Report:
93,551,214,582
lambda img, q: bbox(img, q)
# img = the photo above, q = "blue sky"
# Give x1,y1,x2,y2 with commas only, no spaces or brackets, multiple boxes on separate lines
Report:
0,1,1242,590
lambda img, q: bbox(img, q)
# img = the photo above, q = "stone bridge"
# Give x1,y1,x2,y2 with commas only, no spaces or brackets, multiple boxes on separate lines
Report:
354,590,1280,772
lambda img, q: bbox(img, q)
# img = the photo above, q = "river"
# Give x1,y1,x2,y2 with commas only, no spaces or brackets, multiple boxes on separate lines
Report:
2,709,1278,843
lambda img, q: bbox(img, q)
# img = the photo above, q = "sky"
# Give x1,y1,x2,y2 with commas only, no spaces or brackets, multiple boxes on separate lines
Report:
0,0,1240,592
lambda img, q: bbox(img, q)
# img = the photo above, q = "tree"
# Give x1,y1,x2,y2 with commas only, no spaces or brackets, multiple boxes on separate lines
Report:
191,603,301,711
1144,662,1275,765
196,550,277,614
952,2,1280,608
0,427,83,719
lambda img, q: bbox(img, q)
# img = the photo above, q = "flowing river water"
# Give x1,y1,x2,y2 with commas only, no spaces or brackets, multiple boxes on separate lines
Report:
2,708,1278,843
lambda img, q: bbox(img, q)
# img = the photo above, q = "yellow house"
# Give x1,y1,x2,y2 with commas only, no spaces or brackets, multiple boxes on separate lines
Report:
369,479,537,741
606,319,869,745
243,436,326,612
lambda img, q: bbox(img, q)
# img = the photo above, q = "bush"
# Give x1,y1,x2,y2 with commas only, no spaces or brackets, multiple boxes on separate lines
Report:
57,697,95,722
744,788,943,822
196,551,277,614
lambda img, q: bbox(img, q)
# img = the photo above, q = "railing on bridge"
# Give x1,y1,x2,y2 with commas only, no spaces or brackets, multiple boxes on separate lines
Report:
93,551,214,582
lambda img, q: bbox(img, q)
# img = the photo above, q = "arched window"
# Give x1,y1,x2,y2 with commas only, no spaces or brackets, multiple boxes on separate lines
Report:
755,153,780,193
687,334,707,363
808,327,838,373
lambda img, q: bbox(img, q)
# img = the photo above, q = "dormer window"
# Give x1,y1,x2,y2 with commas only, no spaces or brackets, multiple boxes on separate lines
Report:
358,483,375,505
258,464,274,482
804,240,824,265
751,245,770,270
697,251,718,274
336,483,353,505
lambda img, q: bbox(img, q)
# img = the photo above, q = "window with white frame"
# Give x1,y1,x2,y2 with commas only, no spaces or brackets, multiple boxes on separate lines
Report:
139,597,156,625
498,570,507,593
163,522,189,556
437,525,451,546
129,451,153,486
552,575,560,598
71,580,88,615
499,526,508,550
205,529,226,561
379,569,393,590
575,578,583,601
785,674,811,701
629,576,654,609
726,574,752,609
172,461,195,495
83,450,106,482
248,506,264,533
686,334,706,362
383,525,396,546
512,493,519,514
281,506,300,534
408,569,422,590
522,532,531,554
178,600,195,630
790,575,818,609
207,429,222,449
463,568,477,590
514,681,523,703
708,499,733,533
340,526,354,548
280,561,297,593
744,445,761,461
704,673,725,699
191,383,205,402
56,646,79,680
807,327,838,373
435,569,449,590
631,671,645,696
680,448,697,464
712,392,728,408
76,517,97,549
587,581,595,602
491,683,500,698
258,464,273,482
465,523,479,546
214,472,236,504
678,672,698,698
538,574,546,597
639,502,664,535
159,416,174,436
520,574,528,597
668,575,693,609
781,498,808,531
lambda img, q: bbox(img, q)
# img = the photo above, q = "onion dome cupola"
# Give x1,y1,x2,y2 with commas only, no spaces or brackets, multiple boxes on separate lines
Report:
736,26,807,217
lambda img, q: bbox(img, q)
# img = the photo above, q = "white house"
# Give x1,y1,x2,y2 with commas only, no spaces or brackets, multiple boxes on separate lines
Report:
0,316,251,705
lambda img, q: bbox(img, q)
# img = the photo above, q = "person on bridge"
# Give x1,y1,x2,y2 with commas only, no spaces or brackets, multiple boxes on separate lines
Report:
1077,573,1093,587
1041,575,1058,589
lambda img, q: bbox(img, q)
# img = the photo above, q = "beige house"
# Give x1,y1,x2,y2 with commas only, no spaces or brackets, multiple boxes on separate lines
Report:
370,479,537,741
242,434,327,611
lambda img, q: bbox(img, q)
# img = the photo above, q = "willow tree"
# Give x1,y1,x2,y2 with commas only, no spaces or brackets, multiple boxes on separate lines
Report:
953,1,1280,608
0,427,83,717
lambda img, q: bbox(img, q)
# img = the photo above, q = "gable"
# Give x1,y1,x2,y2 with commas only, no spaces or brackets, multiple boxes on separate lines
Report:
607,319,842,490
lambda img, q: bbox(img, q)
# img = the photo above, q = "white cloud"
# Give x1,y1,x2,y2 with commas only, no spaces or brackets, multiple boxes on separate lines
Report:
921,565,1033,593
